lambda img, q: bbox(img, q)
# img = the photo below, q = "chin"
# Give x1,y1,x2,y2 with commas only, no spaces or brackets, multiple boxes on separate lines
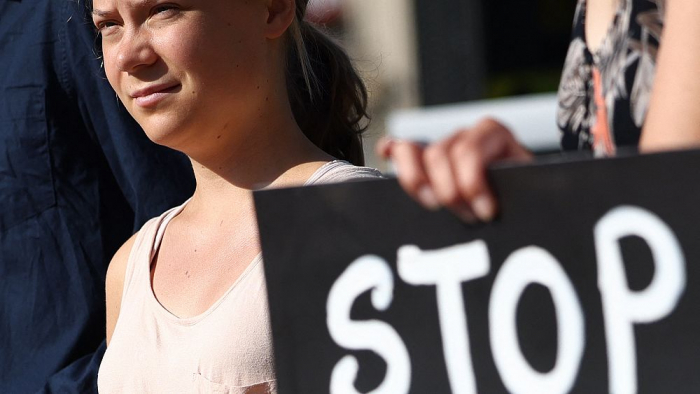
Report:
133,110,187,145
139,122,188,151
142,131,173,147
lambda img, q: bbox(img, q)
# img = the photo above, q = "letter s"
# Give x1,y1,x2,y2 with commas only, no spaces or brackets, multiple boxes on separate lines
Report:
327,255,411,394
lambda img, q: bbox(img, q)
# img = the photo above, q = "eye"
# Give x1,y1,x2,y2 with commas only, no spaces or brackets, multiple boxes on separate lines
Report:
152,4,179,17
95,20,120,34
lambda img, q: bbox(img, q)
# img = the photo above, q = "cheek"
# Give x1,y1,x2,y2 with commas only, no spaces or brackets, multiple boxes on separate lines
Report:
195,12,267,69
160,35,202,70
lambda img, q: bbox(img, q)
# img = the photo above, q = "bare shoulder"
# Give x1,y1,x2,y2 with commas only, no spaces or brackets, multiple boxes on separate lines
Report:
106,233,138,292
105,232,139,345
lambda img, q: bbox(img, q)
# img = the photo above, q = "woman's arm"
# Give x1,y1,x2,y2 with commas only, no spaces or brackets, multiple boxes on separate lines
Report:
639,0,700,151
105,234,138,346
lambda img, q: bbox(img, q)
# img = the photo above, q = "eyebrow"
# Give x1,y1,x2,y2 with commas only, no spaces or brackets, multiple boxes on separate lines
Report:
92,9,111,17
93,0,160,17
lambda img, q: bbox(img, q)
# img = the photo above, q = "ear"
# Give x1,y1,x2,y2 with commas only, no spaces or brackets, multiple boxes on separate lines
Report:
265,0,296,39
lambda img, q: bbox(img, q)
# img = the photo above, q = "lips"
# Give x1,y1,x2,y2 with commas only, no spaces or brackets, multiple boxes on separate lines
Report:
130,83,181,108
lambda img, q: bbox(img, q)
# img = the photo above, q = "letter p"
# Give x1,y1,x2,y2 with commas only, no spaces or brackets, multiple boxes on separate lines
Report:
595,206,686,394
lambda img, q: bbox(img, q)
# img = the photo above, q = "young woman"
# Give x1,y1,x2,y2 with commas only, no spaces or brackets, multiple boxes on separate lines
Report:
380,0,700,222
92,0,382,392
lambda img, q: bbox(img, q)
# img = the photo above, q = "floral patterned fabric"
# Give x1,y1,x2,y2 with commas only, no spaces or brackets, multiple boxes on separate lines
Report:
557,0,665,155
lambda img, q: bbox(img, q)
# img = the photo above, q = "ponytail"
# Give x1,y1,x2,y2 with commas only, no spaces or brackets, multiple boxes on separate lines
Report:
286,1,369,166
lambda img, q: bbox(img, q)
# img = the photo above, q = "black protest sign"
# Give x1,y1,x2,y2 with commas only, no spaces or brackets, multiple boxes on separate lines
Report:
253,149,700,394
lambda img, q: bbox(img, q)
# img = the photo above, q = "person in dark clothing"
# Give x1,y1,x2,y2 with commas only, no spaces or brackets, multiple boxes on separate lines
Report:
0,0,195,392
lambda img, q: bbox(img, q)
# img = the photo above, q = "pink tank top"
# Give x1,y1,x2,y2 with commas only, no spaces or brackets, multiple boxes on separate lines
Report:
98,161,382,393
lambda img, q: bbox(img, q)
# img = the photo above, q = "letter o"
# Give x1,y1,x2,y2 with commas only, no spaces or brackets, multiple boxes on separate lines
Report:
489,246,585,394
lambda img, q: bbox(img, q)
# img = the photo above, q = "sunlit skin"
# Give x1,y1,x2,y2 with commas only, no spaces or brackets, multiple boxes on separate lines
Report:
94,0,333,343
95,0,285,163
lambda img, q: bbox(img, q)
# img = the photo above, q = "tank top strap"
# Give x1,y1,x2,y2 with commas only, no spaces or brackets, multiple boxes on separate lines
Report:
120,202,189,303
304,160,383,185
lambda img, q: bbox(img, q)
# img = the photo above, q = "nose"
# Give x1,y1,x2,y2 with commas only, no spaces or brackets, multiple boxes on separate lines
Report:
115,28,158,73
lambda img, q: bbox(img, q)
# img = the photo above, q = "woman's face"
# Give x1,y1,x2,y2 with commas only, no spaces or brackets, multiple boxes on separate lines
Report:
92,0,272,152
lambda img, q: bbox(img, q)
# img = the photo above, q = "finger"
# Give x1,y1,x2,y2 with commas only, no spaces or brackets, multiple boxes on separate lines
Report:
423,140,464,212
375,136,395,159
389,141,440,210
444,138,490,221
423,141,478,223
376,137,429,159
472,118,532,161
450,119,532,221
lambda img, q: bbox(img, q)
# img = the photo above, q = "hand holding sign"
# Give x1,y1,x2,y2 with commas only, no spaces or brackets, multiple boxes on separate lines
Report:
377,118,532,222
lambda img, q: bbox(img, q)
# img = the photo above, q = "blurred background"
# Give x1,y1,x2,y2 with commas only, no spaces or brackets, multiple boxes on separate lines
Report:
306,0,578,169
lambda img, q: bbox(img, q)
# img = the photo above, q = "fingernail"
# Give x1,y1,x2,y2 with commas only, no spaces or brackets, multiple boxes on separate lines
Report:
453,206,478,224
417,186,441,210
472,194,496,222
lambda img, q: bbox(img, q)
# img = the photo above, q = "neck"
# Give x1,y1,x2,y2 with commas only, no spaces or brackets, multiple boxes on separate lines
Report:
183,107,334,224
171,52,337,224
